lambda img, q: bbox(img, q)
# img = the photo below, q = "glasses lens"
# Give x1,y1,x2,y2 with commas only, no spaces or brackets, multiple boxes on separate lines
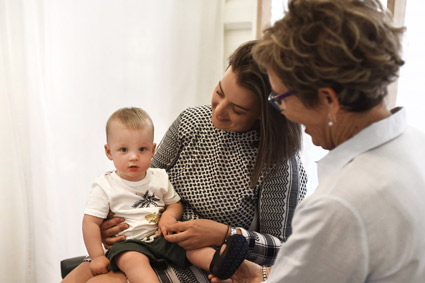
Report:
275,97,283,106
268,92,283,111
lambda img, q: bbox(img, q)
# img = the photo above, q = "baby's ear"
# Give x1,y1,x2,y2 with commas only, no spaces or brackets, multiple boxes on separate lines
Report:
104,144,113,160
152,143,157,156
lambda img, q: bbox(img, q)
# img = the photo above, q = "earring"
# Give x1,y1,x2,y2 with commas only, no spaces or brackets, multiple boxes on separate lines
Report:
328,114,336,127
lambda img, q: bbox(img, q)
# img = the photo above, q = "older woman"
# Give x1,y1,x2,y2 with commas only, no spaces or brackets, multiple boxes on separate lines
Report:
62,40,307,283
210,0,425,282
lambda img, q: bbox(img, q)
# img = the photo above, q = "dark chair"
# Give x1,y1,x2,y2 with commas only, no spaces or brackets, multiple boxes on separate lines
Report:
60,255,86,279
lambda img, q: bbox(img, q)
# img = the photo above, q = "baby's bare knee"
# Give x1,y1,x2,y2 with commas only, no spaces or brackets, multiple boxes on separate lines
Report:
116,251,149,270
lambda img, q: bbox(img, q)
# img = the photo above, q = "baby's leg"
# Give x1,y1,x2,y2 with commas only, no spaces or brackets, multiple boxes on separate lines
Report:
115,251,159,283
186,247,216,271
188,236,248,279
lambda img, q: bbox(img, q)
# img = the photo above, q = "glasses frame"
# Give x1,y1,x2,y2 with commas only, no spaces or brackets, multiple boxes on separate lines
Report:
268,90,294,111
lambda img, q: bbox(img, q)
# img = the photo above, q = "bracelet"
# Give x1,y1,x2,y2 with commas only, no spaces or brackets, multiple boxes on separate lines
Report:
223,225,231,244
262,266,268,281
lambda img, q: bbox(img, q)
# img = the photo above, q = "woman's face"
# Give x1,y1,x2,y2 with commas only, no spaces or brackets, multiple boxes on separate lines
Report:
267,69,333,149
211,66,261,132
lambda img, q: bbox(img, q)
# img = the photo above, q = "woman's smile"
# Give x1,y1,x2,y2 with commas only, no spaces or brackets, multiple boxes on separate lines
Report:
215,114,229,122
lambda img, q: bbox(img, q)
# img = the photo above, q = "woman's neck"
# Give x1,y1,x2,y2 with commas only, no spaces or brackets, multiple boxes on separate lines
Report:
332,103,391,147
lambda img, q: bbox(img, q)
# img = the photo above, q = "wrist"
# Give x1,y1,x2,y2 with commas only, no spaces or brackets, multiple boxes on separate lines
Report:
88,248,105,259
222,225,231,245
92,254,107,260
225,225,239,239
229,226,237,237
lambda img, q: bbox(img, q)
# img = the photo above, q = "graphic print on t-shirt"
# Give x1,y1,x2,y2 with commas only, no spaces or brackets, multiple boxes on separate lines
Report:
132,190,160,208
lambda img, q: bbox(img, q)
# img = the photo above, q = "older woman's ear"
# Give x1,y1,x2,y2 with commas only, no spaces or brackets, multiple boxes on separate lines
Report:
318,87,340,117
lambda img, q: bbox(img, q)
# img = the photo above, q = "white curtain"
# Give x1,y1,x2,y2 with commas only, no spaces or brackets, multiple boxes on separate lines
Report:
0,0,224,282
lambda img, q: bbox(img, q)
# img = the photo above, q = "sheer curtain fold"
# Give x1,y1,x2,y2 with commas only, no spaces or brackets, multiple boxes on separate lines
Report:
1,1,223,282
1,0,49,281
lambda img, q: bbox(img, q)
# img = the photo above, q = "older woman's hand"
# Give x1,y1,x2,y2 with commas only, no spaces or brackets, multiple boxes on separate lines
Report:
164,219,229,250
208,260,264,283
100,212,129,249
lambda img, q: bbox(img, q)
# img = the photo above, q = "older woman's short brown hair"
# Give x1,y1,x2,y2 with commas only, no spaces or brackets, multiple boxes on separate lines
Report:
253,0,405,112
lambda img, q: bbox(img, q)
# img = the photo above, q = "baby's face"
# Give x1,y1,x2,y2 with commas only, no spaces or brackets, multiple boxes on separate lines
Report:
105,120,155,181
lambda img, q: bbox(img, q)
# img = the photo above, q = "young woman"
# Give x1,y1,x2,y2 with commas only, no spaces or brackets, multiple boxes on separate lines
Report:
62,40,307,283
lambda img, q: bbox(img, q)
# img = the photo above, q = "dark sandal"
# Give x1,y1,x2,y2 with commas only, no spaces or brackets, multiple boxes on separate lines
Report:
209,234,249,279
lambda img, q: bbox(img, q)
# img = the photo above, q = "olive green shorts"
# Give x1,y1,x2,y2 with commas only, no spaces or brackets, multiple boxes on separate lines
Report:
106,235,190,272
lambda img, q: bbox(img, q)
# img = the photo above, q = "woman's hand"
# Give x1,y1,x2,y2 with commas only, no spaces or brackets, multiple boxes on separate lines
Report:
100,212,129,250
208,260,264,283
164,219,229,250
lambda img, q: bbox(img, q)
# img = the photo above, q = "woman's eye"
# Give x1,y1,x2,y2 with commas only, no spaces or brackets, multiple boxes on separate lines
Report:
232,107,245,115
120,148,128,153
216,90,224,97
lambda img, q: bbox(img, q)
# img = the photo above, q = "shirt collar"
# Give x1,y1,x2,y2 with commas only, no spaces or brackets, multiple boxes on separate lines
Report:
317,107,407,182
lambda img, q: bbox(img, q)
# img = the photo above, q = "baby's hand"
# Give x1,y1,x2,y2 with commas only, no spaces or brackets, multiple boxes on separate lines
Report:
158,214,178,236
90,255,110,275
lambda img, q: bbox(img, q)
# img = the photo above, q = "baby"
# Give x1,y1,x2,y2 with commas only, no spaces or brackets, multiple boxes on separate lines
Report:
83,107,247,282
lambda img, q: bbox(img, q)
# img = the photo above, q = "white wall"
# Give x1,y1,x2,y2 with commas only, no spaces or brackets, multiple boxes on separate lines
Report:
223,0,258,69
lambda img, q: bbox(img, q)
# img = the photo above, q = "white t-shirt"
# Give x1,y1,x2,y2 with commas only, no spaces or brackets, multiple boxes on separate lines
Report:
85,168,180,240
268,108,425,282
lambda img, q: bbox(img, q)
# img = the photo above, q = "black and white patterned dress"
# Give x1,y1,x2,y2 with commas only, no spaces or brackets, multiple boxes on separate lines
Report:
150,105,307,282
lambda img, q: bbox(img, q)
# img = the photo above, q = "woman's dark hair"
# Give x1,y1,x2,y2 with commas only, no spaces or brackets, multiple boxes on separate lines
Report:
228,40,302,187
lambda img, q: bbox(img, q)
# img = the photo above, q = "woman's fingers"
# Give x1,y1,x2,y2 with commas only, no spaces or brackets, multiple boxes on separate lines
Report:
165,219,228,249
208,274,234,283
100,216,128,248
165,230,210,250
165,221,188,234
104,233,126,244
100,218,128,236
167,236,194,249
164,228,189,243
100,216,125,231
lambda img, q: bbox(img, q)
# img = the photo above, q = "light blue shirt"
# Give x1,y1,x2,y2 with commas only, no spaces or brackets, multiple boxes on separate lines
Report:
268,108,425,282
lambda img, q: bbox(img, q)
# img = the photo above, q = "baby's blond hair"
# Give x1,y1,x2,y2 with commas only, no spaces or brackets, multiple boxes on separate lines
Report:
106,107,154,141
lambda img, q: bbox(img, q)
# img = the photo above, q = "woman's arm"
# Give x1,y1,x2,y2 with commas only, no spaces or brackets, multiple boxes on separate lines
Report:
241,154,307,266
151,113,183,170
165,219,229,250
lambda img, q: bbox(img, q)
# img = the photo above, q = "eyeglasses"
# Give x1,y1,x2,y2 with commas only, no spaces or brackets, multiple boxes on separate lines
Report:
268,90,294,111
